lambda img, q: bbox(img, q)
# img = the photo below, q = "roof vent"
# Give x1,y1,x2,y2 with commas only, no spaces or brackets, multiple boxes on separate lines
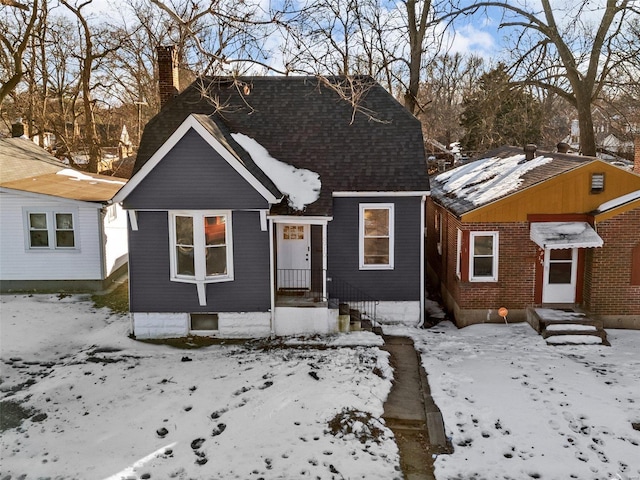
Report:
524,144,537,161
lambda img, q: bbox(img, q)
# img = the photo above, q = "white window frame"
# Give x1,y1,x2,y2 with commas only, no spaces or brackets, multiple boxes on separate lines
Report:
106,204,118,223
23,208,79,251
435,211,443,255
359,203,394,270
456,228,462,279
469,231,499,282
168,210,234,286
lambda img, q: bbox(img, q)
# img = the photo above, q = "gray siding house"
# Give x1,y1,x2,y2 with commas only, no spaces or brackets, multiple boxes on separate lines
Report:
114,72,429,338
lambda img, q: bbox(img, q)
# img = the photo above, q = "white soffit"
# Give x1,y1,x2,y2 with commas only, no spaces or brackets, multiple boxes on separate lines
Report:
530,222,603,249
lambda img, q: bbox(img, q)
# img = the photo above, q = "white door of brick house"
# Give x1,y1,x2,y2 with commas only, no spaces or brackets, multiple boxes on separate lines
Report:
276,224,310,289
542,248,578,303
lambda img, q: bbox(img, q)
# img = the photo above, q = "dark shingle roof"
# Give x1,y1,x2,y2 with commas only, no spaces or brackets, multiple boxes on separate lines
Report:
135,76,429,215
431,145,591,217
0,137,125,202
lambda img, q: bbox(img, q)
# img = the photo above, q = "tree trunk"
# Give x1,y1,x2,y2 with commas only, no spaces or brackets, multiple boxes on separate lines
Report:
577,104,597,157
403,0,431,115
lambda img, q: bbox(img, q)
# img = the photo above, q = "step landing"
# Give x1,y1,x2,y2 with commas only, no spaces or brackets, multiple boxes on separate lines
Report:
527,307,610,346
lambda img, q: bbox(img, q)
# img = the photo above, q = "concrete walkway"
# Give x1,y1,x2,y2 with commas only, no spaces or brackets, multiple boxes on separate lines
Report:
382,335,450,480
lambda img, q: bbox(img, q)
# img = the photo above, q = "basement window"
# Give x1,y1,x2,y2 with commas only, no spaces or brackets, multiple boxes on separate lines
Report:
591,173,605,193
190,313,219,331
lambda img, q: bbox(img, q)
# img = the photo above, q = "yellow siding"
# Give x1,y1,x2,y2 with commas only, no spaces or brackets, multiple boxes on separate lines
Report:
462,162,640,223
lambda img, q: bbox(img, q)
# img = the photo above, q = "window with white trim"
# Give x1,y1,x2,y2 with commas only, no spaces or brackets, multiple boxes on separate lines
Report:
169,211,234,284
456,228,462,279
469,231,499,282
359,203,394,269
25,209,77,249
435,211,443,255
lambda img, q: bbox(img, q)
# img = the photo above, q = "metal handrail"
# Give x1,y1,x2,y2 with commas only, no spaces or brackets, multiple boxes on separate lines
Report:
327,273,378,324
275,269,378,324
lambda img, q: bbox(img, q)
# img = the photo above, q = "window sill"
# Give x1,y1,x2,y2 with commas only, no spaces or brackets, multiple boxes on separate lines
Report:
170,276,234,284
468,277,498,283
359,265,394,271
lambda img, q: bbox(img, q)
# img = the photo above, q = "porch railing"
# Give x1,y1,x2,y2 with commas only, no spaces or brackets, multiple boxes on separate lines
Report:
275,269,378,324
276,268,324,302
327,273,378,324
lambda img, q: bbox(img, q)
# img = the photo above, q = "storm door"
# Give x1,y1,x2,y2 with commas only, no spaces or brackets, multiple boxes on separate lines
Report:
542,248,577,303
276,224,310,290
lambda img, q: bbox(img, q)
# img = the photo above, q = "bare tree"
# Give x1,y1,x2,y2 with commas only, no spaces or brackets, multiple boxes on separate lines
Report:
147,0,292,75
0,0,38,105
447,0,640,156
59,0,121,172
418,52,484,146
403,0,433,114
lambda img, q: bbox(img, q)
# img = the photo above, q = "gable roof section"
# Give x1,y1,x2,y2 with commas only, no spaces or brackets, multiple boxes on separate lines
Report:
592,189,640,222
0,138,125,203
431,146,592,217
133,76,429,215
113,114,283,204
1,137,67,181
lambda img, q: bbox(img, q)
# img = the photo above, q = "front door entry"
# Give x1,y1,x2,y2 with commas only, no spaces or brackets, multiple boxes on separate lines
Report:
542,248,578,303
276,224,310,289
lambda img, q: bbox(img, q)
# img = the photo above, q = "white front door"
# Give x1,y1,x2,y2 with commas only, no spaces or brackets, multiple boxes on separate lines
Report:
542,248,578,303
276,224,310,289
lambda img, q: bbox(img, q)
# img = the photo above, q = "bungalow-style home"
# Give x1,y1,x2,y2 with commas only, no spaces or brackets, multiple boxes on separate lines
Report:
426,144,640,331
113,71,429,338
0,136,128,292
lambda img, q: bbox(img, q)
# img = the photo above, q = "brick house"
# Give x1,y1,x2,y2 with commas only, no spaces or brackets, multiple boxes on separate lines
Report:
426,144,640,329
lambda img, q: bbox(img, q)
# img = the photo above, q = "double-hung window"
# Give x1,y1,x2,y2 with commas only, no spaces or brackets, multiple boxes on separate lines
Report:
469,231,499,282
359,203,394,270
169,211,234,306
26,209,77,249
170,211,233,283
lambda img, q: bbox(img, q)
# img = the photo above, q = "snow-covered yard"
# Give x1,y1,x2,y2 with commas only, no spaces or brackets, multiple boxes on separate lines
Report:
1,293,639,480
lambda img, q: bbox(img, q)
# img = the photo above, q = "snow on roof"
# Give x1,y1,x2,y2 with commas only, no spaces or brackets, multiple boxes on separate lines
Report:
56,168,125,185
530,222,603,249
436,154,553,206
595,189,640,213
231,133,321,211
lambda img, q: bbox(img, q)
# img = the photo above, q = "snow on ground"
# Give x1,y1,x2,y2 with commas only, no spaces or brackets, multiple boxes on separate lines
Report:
0,294,397,480
386,322,640,480
2,294,640,480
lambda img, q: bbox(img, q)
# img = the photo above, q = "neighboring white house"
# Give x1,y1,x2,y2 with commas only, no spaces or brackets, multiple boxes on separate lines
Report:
0,137,128,292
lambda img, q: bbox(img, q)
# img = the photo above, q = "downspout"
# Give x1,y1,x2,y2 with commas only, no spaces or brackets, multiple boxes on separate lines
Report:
98,206,107,287
322,223,327,301
418,195,426,327
268,218,276,337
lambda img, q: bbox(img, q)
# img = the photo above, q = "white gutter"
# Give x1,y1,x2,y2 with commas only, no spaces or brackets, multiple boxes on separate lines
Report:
332,191,431,197
418,194,426,327
268,217,276,337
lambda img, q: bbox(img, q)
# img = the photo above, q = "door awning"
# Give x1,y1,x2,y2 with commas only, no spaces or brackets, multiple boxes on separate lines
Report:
530,222,603,249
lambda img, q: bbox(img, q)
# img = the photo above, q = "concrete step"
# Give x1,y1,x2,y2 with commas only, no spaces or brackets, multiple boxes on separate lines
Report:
540,317,604,331
544,333,607,346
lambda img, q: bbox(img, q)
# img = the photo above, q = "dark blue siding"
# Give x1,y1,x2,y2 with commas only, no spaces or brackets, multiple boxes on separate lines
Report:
129,210,270,312
124,129,270,210
328,196,421,301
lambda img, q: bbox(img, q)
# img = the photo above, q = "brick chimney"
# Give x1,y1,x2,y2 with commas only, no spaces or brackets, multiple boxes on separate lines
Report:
157,45,179,109
524,144,537,161
634,135,640,175
11,119,25,138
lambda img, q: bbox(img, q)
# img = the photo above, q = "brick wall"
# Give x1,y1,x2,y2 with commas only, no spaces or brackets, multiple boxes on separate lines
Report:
456,222,537,309
584,207,640,315
425,201,540,314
